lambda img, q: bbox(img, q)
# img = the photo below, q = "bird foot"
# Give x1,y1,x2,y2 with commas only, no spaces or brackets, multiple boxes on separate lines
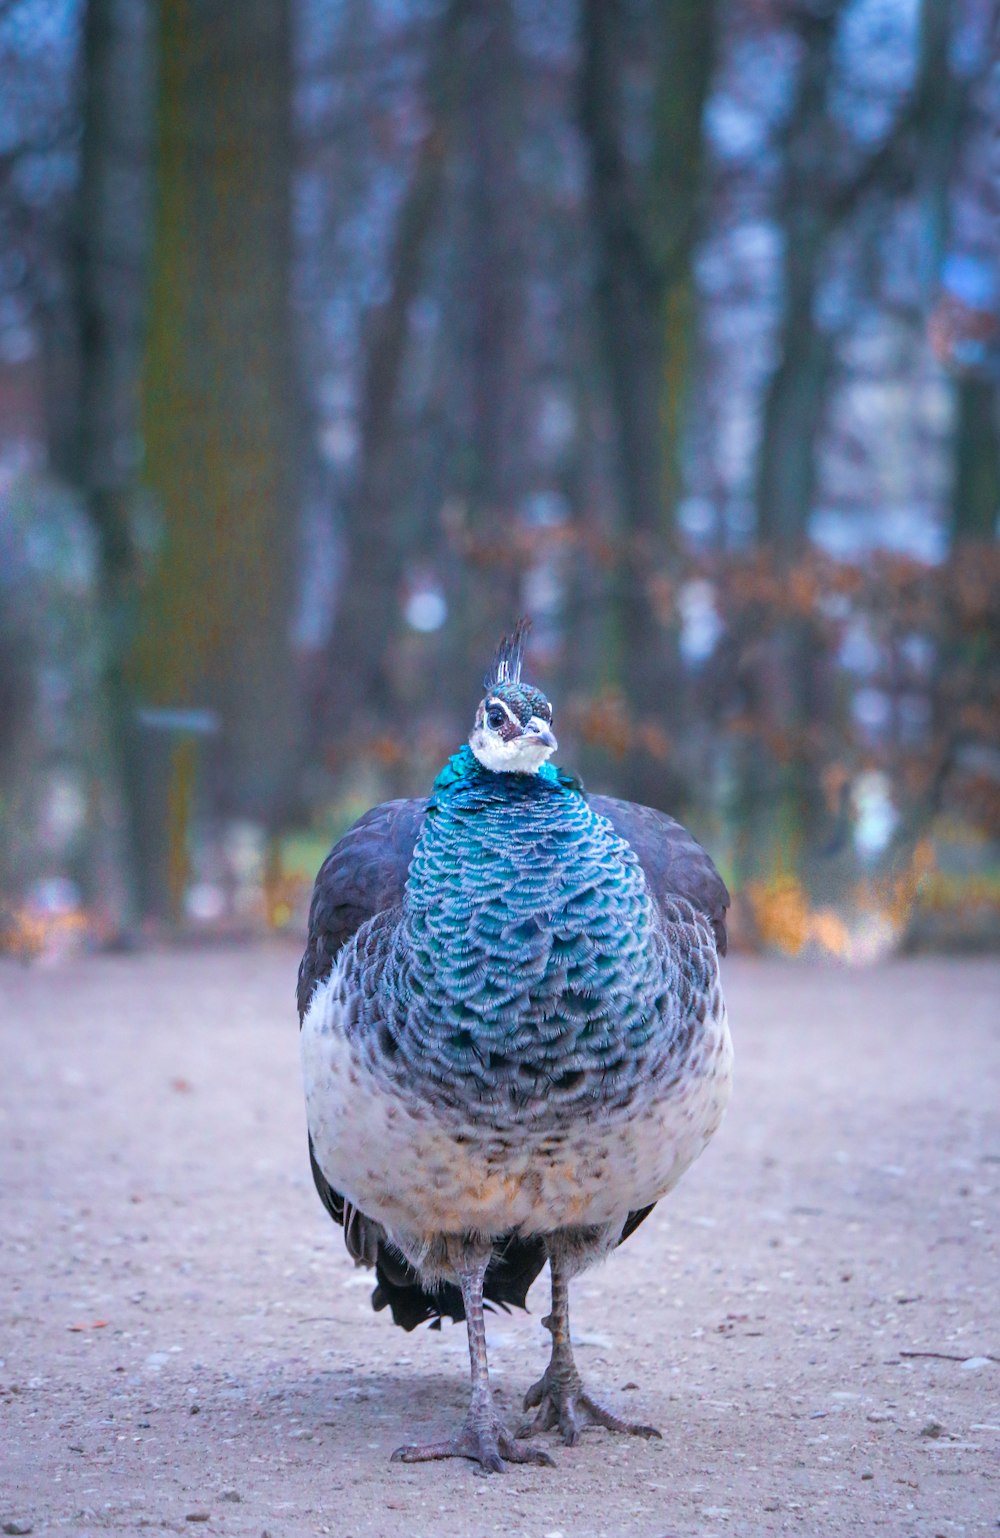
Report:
518,1367,661,1447
392,1413,555,1473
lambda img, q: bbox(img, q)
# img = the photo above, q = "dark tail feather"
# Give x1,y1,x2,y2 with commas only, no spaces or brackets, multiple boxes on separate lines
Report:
619,1202,656,1244
371,1233,548,1331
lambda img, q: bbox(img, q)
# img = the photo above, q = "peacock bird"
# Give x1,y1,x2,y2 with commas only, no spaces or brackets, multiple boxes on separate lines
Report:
298,625,733,1471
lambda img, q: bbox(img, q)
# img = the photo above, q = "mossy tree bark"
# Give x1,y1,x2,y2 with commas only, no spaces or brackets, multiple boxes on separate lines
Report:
138,0,300,912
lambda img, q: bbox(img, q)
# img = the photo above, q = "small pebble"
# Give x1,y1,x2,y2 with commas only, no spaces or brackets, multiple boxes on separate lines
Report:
185,1516,210,1525
3,1524,33,1536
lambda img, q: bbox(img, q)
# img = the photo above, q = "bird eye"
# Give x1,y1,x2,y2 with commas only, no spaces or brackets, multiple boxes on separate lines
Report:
486,707,506,730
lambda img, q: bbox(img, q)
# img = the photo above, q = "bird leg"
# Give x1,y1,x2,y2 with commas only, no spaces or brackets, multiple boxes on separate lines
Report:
392,1242,554,1473
519,1253,661,1445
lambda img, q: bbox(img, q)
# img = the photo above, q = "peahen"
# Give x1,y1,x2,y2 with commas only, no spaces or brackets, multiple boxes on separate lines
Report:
298,625,733,1471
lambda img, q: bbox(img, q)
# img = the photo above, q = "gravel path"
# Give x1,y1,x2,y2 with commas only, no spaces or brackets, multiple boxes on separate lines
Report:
1,949,998,1537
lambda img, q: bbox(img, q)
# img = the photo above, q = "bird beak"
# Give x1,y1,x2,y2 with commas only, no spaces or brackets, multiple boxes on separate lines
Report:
522,718,557,751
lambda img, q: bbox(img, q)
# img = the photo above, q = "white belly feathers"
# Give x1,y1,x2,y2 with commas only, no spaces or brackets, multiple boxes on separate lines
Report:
301,963,733,1246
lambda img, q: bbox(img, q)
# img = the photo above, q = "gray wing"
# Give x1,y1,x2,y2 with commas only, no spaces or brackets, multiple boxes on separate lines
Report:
298,797,426,1283
587,794,729,1252
589,794,729,955
296,796,428,1022
297,793,548,1326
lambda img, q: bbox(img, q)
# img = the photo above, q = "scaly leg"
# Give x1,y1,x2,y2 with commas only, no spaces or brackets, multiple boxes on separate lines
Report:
519,1253,661,1445
392,1243,554,1473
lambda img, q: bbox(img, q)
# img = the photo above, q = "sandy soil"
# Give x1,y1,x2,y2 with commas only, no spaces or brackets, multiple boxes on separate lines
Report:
1,948,998,1538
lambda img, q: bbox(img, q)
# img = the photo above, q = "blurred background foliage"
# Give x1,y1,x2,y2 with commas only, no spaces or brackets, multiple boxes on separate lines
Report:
0,0,997,957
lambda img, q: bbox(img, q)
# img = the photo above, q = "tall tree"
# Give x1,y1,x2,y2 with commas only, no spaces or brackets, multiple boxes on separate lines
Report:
918,0,998,836
137,0,300,908
753,5,841,556
737,0,958,883
74,0,154,929
318,0,466,766
462,0,527,632
917,0,997,549
579,0,717,806
580,0,716,550
736,2,844,883
756,0,956,554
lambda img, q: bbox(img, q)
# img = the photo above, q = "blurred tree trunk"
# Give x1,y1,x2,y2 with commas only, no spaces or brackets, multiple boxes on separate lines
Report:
74,0,154,932
741,0,948,883
929,0,997,823
464,0,526,634
137,0,300,911
579,0,716,809
739,5,841,883
754,7,840,556
580,0,715,551
319,0,466,765
758,0,948,559
915,0,996,550
952,377,999,542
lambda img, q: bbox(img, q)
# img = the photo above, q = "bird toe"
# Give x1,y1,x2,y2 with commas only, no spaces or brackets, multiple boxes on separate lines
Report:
519,1373,661,1444
391,1417,555,1473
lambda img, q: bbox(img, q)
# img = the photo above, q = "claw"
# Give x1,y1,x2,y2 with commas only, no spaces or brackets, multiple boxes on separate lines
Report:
392,1417,555,1472
518,1371,661,1446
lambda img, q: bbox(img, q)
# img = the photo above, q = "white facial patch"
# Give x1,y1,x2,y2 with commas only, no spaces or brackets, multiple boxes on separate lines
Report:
469,729,555,774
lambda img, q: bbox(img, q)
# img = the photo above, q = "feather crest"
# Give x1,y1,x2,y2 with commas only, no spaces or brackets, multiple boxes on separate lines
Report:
484,617,530,691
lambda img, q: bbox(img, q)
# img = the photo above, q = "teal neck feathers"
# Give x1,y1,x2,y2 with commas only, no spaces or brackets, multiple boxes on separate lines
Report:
402,747,662,1065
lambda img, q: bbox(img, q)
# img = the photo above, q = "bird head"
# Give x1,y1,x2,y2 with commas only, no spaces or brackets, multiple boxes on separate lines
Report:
469,621,557,775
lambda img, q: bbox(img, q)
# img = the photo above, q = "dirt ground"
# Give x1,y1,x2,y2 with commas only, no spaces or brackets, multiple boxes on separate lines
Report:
1,949,998,1538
